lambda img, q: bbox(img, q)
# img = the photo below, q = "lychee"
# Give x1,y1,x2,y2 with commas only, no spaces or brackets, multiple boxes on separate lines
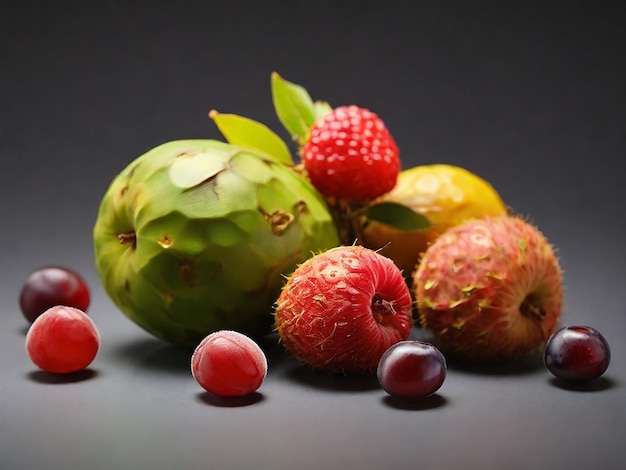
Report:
274,245,413,374
413,216,563,362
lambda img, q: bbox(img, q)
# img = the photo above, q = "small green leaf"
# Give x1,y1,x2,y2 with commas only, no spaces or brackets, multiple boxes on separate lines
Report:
271,72,319,144
209,110,293,165
365,202,432,231
313,100,333,120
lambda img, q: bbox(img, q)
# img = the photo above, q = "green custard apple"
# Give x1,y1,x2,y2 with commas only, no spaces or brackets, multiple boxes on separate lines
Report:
94,139,340,347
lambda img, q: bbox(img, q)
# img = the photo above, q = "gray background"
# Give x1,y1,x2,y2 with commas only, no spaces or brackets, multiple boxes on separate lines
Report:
1,1,625,469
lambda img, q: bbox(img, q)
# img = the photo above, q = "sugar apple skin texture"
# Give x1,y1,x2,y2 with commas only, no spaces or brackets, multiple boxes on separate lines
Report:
94,139,340,347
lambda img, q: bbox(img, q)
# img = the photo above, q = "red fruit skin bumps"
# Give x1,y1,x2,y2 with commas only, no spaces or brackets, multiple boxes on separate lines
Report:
302,105,400,201
275,245,413,375
191,330,267,397
414,216,563,362
26,306,100,374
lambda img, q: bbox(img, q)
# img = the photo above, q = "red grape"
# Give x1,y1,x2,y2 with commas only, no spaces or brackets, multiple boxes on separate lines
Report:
26,306,100,374
544,326,610,382
191,330,267,397
19,266,90,322
377,340,447,399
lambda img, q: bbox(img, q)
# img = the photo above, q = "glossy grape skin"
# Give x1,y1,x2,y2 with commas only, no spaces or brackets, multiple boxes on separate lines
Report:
377,341,447,399
191,330,268,397
19,267,90,322
544,326,611,382
26,306,100,374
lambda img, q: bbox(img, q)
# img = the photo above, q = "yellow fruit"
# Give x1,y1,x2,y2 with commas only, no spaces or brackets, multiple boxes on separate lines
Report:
360,164,508,277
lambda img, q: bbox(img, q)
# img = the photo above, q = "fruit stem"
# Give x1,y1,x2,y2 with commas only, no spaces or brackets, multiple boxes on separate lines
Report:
519,293,546,321
372,295,396,324
117,231,137,249
288,163,368,245
326,198,368,245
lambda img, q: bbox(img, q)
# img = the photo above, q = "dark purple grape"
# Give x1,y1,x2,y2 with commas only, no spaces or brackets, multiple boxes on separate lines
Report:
544,326,610,382
19,267,90,323
377,340,447,399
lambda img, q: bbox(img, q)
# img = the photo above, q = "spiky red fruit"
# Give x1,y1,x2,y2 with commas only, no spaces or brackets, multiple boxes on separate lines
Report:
274,245,413,374
413,216,563,362
302,105,400,201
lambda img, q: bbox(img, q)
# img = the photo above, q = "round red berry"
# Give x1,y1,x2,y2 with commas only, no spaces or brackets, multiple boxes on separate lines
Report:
377,341,447,399
544,326,610,382
191,330,268,397
19,266,90,322
302,105,400,201
26,306,100,374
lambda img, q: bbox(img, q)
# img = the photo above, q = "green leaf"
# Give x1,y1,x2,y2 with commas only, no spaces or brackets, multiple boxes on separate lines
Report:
209,110,293,165
271,72,320,144
365,202,432,231
313,100,333,120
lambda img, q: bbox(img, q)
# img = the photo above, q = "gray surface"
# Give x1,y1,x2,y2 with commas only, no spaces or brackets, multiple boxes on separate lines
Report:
1,2,625,469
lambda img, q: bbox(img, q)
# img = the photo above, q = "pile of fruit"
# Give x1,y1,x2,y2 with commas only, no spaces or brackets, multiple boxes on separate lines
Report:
20,73,610,400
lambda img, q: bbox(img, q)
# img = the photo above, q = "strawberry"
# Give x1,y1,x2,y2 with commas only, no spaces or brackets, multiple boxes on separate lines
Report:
301,105,400,201
272,74,429,246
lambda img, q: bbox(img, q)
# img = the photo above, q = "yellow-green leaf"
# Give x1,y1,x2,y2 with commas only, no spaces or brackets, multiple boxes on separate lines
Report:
209,110,293,165
313,100,333,120
271,72,318,145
